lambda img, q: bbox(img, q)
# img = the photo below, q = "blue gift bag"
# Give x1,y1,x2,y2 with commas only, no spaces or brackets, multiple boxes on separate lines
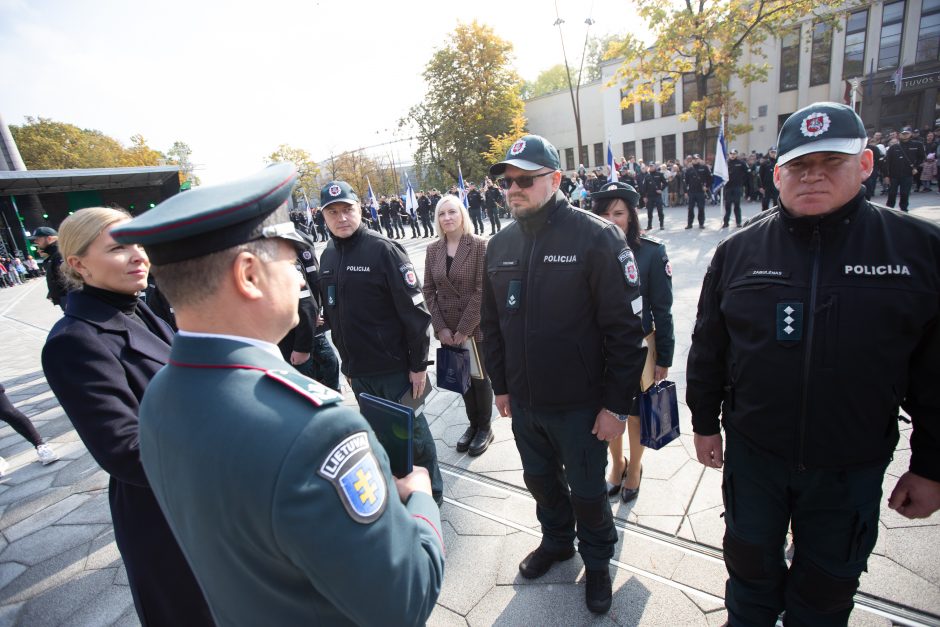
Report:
436,346,471,395
639,380,680,450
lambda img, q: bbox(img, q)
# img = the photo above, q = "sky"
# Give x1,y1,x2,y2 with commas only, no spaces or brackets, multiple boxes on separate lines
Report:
1,0,640,185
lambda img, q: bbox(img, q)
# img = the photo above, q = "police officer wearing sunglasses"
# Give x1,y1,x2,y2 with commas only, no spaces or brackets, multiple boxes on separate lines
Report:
481,135,647,614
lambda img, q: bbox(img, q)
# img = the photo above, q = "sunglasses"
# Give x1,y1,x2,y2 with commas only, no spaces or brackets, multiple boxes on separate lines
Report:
497,171,554,190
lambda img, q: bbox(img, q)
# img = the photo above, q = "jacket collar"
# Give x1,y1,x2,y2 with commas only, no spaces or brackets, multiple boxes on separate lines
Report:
64,290,172,361
168,334,289,371
518,191,569,235
332,223,368,250
777,189,867,237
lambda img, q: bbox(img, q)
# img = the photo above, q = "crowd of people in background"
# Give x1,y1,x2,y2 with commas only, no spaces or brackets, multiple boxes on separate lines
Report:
0,254,42,288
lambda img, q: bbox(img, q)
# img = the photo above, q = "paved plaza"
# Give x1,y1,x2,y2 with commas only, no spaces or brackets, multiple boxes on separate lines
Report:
0,196,938,626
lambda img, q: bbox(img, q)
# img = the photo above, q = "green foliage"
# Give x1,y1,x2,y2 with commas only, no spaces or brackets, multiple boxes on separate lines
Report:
167,141,200,187
401,20,524,185
265,144,321,201
319,150,400,200
608,0,855,148
521,65,572,100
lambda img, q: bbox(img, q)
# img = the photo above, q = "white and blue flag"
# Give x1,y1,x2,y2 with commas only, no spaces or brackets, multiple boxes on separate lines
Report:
366,177,380,223
607,140,618,183
712,117,729,194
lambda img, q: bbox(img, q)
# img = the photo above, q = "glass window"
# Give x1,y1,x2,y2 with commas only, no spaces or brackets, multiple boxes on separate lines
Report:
620,89,635,125
843,10,868,79
661,79,676,117
917,0,940,63
682,73,698,113
682,129,719,165
593,143,604,168
662,135,676,162
564,148,575,171
878,1,906,70
640,87,655,121
642,138,656,163
810,23,832,85
622,141,636,160
780,29,800,91
579,145,589,168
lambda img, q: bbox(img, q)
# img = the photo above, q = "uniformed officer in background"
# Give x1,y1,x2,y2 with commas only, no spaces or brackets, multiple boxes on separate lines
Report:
684,154,711,229
481,135,646,614
723,149,749,227
317,180,443,505
112,163,445,626
688,102,940,626
758,147,778,211
29,226,68,310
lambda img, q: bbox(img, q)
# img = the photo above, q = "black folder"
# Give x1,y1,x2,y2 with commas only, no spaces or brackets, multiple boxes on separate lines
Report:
396,373,432,415
358,393,414,478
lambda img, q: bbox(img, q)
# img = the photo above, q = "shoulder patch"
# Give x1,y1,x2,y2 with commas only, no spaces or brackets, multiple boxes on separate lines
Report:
399,263,419,289
618,247,639,287
664,257,672,278
302,249,312,260
318,432,388,524
264,369,343,407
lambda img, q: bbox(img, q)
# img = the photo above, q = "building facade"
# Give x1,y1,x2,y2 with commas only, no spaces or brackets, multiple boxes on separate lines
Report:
525,1,940,171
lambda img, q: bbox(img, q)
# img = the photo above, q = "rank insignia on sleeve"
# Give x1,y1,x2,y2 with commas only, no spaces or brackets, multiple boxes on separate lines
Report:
319,432,388,524
618,248,639,287
399,263,419,289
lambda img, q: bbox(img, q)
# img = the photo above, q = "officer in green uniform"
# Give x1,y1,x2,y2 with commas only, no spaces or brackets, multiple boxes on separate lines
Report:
111,164,445,627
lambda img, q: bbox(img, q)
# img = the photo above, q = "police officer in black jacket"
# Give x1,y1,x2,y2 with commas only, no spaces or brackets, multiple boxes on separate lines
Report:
757,147,778,211
481,135,646,614
723,149,749,227
885,126,926,212
640,163,668,230
29,227,68,310
417,191,433,237
688,102,940,626
317,181,443,504
466,183,485,234
483,180,502,234
684,155,710,228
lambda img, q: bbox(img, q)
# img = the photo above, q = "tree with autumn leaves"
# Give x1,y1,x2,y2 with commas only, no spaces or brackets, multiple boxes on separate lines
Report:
607,0,853,155
402,21,525,187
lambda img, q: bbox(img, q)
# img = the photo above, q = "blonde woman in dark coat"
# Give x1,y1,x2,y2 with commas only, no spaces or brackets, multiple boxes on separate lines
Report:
422,195,494,456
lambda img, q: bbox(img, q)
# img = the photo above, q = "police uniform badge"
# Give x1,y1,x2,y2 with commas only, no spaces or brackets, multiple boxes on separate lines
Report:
328,184,342,197
319,432,388,524
663,256,672,278
399,263,418,289
302,249,312,260
800,112,831,138
509,139,526,155
618,248,639,287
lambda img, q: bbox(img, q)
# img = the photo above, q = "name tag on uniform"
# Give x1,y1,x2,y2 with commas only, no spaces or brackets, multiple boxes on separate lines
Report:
506,279,522,310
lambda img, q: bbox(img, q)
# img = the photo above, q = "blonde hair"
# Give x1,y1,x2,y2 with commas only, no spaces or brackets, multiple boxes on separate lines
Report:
434,194,473,237
58,207,131,289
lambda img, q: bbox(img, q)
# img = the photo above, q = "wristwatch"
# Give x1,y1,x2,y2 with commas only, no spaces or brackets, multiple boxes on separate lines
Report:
603,408,628,423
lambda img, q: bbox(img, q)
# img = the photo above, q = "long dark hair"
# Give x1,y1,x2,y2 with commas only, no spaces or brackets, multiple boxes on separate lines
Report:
592,197,641,249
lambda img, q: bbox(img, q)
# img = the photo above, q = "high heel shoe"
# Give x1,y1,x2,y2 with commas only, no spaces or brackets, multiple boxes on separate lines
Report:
606,457,628,497
621,466,643,503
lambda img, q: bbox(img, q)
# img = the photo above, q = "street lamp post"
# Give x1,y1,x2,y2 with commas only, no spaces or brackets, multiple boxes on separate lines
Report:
554,3,594,170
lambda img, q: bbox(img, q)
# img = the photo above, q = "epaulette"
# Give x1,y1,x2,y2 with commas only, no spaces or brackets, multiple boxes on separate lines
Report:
264,369,343,407
639,233,663,245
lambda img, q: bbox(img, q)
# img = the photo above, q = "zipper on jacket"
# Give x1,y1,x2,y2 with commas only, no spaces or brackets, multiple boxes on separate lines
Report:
524,232,538,407
797,225,821,471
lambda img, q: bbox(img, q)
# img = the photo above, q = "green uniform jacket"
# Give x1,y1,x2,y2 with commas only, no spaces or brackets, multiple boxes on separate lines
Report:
633,234,675,368
139,335,445,627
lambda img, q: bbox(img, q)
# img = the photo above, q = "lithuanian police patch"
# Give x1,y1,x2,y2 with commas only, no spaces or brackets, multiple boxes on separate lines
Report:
399,263,418,289
618,248,639,287
319,432,387,524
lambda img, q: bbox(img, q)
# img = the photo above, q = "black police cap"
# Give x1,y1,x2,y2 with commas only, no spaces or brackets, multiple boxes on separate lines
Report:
489,135,561,177
776,102,867,166
590,181,640,208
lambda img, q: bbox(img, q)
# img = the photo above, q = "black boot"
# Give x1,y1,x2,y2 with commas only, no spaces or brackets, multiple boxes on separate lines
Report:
585,569,613,614
456,426,476,453
468,428,493,456
518,545,575,579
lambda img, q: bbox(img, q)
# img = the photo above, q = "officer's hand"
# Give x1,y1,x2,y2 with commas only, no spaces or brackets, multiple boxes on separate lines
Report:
694,433,724,468
290,351,310,366
884,176,891,184
394,466,432,503
888,472,940,519
438,329,455,346
654,366,669,384
495,394,511,417
592,409,627,442
452,332,467,346
409,370,426,400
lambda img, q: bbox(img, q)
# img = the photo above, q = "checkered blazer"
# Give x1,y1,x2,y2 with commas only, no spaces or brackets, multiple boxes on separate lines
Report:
422,234,487,342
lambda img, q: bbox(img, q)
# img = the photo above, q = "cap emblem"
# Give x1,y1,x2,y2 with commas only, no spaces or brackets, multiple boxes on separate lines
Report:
509,139,526,156
606,184,618,191
801,112,831,138
328,184,342,197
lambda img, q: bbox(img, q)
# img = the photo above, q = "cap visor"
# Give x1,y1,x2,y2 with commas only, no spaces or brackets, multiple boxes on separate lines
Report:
321,198,358,210
777,138,866,166
489,158,546,177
